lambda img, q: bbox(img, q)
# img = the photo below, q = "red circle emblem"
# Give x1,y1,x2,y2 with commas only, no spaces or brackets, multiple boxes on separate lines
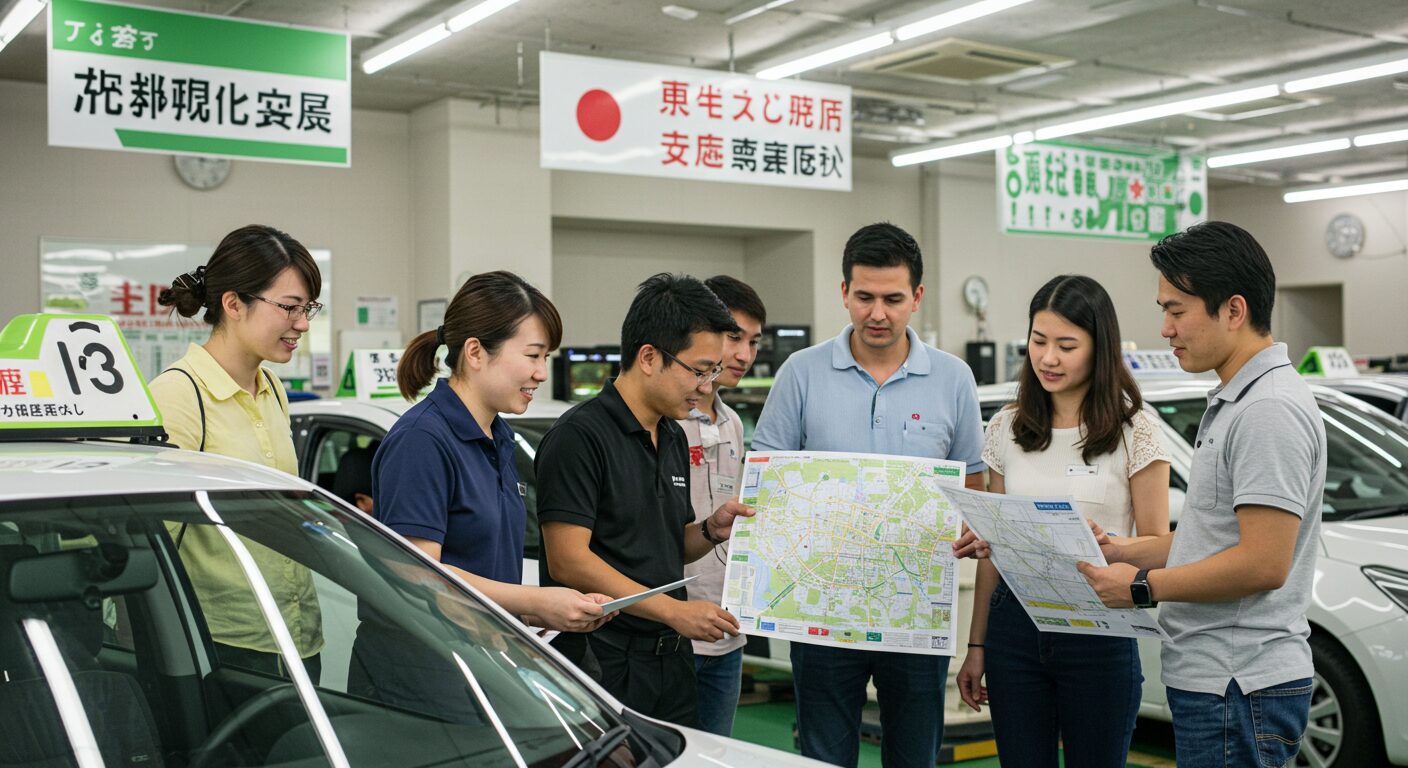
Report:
576,89,621,142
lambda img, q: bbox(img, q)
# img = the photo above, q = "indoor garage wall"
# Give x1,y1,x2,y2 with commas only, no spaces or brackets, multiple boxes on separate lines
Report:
0,79,417,345
1212,184,1408,360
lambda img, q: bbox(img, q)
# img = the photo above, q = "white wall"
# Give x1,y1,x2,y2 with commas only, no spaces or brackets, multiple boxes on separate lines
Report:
1212,184,1408,357
0,79,416,360
934,159,1170,375
552,226,748,346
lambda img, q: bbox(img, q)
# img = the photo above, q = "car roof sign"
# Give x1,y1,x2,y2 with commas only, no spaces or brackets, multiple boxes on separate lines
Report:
0,314,165,442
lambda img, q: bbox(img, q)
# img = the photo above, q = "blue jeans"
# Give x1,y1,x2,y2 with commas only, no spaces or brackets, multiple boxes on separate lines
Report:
984,581,1141,768
791,642,949,768
1167,677,1313,768
693,648,744,737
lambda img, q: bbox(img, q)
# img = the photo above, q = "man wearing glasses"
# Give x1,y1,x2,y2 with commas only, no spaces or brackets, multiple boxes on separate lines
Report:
537,273,753,727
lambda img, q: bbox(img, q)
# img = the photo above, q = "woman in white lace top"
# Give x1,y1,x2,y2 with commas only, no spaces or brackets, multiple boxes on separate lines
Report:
956,274,1170,768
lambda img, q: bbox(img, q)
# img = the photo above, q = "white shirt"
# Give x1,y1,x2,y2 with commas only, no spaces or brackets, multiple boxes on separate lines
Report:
678,393,748,656
982,406,1169,537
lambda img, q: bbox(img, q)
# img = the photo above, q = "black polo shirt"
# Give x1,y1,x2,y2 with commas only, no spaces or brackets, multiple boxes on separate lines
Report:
536,379,692,636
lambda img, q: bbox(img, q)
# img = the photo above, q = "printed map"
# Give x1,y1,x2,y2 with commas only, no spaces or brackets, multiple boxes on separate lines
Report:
722,451,964,655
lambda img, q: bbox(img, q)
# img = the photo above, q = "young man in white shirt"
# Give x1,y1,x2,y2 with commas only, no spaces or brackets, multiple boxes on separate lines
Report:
678,275,767,736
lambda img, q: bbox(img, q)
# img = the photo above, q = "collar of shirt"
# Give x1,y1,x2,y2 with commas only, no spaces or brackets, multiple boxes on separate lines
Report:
1209,342,1292,404
180,343,272,402
598,378,673,438
425,378,513,445
830,325,932,379
687,393,730,448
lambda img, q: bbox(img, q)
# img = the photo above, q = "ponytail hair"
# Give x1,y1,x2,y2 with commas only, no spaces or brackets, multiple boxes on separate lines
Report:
158,224,321,327
398,271,563,400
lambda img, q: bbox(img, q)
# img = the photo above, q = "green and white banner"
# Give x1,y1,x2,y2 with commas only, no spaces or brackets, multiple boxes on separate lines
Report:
998,140,1206,241
48,0,350,166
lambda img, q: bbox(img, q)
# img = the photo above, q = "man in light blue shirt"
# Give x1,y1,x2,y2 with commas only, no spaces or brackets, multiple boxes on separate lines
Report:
752,222,985,768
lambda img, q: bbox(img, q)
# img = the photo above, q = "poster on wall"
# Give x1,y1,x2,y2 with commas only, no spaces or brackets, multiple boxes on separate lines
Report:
540,51,852,191
39,238,332,386
997,140,1206,241
47,0,351,166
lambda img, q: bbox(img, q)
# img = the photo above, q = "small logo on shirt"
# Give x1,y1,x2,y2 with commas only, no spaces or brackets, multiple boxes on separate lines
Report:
671,475,687,488
688,445,704,466
517,482,527,497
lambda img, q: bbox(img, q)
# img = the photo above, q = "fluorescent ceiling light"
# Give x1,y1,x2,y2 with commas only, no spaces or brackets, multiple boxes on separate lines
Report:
891,134,1012,167
1354,128,1408,148
362,24,450,74
1033,84,1280,141
895,0,1036,42
1284,177,1408,204
448,0,519,32
725,0,797,25
361,0,518,74
1284,56,1408,93
1207,138,1351,168
0,0,45,52
756,32,893,80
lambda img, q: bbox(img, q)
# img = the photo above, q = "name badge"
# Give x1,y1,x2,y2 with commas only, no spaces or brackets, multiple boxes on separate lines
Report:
517,482,528,497
1066,464,1098,477
712,473,738,498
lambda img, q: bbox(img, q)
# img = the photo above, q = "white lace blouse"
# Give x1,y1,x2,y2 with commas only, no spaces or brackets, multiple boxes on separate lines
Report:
982,406,1170,537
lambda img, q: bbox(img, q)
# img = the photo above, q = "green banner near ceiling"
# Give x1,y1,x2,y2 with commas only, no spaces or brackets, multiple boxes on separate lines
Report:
998,140,1206,242
47,0,351,166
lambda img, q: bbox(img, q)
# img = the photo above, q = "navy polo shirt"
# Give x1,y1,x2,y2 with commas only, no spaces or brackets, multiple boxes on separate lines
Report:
372,378,525,584
536,379,693,636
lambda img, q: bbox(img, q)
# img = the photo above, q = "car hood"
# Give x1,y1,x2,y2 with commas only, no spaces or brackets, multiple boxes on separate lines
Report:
1322,514,1408,566
673,727,830,767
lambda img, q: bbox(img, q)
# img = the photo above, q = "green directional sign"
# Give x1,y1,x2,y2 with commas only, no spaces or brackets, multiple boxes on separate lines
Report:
999,140,1206,242
48,0,350,166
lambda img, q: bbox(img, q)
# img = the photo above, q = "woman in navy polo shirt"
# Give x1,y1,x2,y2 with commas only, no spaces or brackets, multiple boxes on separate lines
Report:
371,271,612,632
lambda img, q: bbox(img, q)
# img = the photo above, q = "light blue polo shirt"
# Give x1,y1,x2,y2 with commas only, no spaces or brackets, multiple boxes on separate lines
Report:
752,325,985,473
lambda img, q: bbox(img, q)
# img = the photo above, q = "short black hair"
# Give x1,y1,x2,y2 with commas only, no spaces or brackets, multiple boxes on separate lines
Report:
705,275,767,327
842,222,923,290
1150,221,1275,335
621,273,741,371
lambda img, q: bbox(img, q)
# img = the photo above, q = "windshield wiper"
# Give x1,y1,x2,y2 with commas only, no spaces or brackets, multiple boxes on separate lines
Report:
561,724,632,768
1340,504,1408,521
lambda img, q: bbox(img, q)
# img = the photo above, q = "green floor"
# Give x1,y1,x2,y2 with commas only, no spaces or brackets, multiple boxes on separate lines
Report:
730,672,1176,767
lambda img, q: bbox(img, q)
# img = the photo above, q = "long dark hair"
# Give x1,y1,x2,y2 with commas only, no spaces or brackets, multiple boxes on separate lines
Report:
157,224,321,327
1012,275,1141,463
398,271,563,400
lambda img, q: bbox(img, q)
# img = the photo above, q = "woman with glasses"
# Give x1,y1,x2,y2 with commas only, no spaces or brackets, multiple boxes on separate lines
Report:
150,223,326,681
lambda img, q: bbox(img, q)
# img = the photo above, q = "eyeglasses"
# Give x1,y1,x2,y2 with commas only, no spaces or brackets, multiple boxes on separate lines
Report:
242,293,324,322
659,348,723,386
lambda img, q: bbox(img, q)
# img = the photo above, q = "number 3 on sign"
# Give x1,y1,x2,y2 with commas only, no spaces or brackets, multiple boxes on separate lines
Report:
55,321,125,395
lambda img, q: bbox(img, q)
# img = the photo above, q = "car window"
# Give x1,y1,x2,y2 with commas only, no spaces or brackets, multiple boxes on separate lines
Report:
507,418,556,561
0,491,665,767
1152,395,1408,522
314,428,381,489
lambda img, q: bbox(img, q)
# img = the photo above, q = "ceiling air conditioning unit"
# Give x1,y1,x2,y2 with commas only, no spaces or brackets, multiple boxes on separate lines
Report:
850,37,1072,85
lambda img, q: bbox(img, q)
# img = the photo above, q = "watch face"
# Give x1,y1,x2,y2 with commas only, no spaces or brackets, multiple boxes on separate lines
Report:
174,155,232,190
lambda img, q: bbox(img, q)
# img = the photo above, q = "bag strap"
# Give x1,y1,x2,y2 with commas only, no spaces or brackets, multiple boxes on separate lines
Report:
262,368,288,419
162,367,206,452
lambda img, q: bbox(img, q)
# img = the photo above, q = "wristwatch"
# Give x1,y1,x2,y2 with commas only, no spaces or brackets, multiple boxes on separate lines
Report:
1131,569,1157,608
700,517,726,546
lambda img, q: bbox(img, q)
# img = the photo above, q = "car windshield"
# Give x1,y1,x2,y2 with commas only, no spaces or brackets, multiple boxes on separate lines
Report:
1152,395,1408,522
0,489,665,767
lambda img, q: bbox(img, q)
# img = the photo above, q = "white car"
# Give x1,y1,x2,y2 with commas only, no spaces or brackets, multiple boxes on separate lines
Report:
1312,374,1408,424
973,378,1408,768
0,314,827,768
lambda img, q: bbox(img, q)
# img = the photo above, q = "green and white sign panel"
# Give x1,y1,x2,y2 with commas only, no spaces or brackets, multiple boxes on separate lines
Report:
48,0,350,166
998,140,1206,241
0,314,162,437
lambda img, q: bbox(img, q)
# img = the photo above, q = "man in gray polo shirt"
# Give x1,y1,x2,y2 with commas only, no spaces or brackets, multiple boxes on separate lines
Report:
1078,221,1326,768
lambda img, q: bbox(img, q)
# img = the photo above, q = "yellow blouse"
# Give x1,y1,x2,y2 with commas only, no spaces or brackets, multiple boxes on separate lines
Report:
149,343,323,657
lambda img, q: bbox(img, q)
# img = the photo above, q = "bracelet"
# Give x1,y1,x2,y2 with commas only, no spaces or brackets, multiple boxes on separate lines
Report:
967,643,985,648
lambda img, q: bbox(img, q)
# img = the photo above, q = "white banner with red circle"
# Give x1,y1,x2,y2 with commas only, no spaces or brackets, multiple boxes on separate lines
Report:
540,52,851,191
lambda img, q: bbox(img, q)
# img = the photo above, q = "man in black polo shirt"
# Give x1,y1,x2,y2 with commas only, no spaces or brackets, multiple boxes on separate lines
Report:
538,272,752,726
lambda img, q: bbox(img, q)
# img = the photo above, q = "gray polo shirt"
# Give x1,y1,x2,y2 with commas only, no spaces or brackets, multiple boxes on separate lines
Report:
1159,343,1327,696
